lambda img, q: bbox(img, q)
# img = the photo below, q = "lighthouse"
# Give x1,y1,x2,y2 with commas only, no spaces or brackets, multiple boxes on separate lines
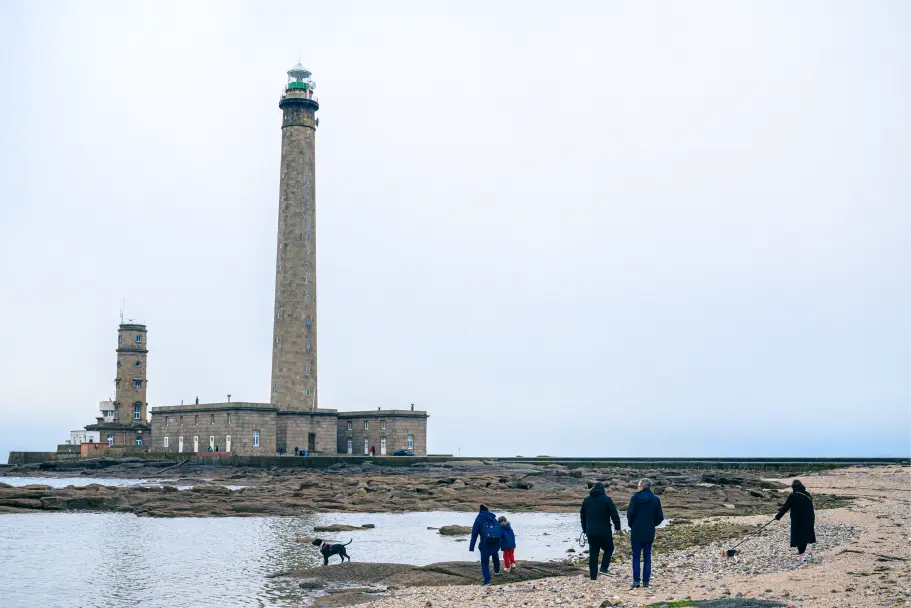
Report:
271,62,319,411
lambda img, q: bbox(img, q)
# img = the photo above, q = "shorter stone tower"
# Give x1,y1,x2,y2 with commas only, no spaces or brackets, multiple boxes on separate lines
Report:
114,323,148,424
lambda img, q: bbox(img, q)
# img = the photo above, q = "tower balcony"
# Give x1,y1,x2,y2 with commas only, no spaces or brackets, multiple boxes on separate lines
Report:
279,86,319,111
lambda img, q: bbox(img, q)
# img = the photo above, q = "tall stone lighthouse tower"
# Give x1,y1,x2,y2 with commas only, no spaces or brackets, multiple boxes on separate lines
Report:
115,323,149,424
271,62,319,411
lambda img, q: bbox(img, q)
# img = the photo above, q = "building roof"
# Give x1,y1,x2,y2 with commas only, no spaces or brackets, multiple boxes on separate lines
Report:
337,409,428,419
150,402,277,414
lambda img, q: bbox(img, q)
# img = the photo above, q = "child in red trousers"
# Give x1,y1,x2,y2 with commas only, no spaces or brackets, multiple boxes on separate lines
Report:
498,516,518,571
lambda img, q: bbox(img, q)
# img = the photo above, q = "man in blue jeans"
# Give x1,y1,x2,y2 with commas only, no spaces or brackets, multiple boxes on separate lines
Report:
469,504,502,585
626,478,664,588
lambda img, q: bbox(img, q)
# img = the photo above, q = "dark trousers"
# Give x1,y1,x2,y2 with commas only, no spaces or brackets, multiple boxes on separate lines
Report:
587,534,614,579
797,543,807,554
631,540,652,584
479,547,500,583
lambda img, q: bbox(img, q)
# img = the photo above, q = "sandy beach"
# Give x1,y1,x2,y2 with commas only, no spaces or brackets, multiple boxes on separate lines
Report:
353,466,909,608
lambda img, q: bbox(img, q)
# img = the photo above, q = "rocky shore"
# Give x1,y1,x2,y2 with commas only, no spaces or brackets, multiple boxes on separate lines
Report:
0,457,848,519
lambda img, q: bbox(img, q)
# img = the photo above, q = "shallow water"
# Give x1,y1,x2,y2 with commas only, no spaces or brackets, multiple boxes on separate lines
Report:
0,511,595,608
0,476,244,490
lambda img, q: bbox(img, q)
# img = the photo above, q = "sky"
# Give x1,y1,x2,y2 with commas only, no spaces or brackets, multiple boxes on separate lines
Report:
0,1,908,461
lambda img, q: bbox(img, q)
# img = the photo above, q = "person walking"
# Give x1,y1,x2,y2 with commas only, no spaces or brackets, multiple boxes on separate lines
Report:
580,482,622,579
469,504,502,585
775,479,816,561
627,478,664,588
498,516,518,571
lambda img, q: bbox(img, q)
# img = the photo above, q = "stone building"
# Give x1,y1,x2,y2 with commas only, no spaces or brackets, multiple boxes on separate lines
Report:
146,62,429,457
85,324,151,447
337,410,429,456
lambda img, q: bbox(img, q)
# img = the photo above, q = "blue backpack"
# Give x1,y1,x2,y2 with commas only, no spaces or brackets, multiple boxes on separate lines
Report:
480,518,502,545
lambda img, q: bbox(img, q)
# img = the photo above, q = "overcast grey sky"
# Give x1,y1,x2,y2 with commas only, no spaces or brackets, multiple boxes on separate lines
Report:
1,1,908,461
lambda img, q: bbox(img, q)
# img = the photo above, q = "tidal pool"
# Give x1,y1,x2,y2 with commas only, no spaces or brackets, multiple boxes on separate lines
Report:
0,510,599,608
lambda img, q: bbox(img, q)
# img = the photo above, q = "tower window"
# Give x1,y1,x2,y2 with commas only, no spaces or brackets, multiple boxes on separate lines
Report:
133,404,141,420
179,415,183,425
277,264,281,271
165,416,169,426
275,336,280,344
273,383,277,392
305,317,311,327
277,288,281,296
135,361,141,367
306,225,311,231
195,415,199,425
306,248,311,254
305,364,310,373
306,271,310,278
118,335,123,344
276,311,280,320
136,335,142,343
252,430,260,447
133,380,142,388
306,341,311,350
305,389,311,397
227,413,232,425
305,295,311,301
210,415,215,424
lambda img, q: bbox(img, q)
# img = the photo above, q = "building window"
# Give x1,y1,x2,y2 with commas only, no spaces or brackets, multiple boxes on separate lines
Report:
211,415,215,424
134,380,142,388
107,434,114,447
273,383,277,392
227,413,231,425
306,225,311,231
165,416,169,426
306,271,310,278
253,430,260,447
305,295,311,301
164,437,169,448
114,406,119,419
305,364,311,373
195,415,199,425
136,335,142,343
179,415,183,425
305,389,311,397
381,420,386,430
277,264,281,271
135,436,143,446
364,438,369,455
306,341,311,350
118,335,122,344
364,421,369,430
408,435,414,450
133,404,141,420
346,421,352,431
305,317,311,327
275,311,280,320
135,361,141,367
275,336,280,344
277,288,280,296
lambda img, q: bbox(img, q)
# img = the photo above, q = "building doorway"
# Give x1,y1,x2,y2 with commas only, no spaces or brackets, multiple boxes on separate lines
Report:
178,436,184,453
380,437,386,455
307,433,315,454
225,435,231,453
209,436,215,451
193,436,199,453
107,435,114,447
346,438,352,454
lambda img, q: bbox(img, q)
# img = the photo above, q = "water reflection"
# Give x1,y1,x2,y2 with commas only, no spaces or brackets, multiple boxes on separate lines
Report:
1,511,600,608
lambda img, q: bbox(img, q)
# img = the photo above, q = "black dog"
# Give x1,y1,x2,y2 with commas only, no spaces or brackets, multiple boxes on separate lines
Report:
311,538,352,565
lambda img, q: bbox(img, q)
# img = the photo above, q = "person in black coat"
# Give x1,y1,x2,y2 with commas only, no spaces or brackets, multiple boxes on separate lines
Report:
580,482,622,580
626,478,664,588
775,479,816,560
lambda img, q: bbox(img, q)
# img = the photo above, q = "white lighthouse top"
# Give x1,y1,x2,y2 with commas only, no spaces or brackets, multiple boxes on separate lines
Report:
288,62,312,79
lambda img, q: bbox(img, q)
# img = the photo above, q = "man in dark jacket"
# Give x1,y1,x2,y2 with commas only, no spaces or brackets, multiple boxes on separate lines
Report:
580,482,622,579
775,479,816,561
469,504,502,585
626,478,664,588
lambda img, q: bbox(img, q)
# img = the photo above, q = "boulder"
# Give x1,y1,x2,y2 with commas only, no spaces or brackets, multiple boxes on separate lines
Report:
438,525,472,536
